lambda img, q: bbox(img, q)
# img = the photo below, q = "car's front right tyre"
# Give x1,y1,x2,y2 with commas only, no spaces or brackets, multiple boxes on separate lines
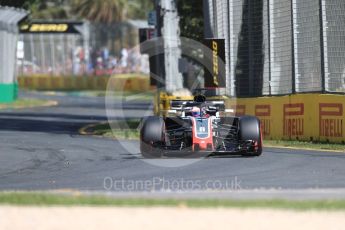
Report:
140,116,165,158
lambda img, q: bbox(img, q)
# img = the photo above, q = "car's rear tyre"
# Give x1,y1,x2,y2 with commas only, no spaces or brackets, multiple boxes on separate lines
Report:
140,116,165,158
239,116,262,157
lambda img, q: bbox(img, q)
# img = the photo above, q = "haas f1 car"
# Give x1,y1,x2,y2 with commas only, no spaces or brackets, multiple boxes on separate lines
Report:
140,95,262,158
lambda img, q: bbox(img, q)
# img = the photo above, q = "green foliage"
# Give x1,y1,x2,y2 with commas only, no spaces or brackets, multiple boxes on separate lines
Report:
31,7,68,19
127,0,153,20
71,0,128,23
0,0,152,21
21,0,69,19
0,0,35,9
70,0,152,23
177,0,204,42
176,0,204,73
265,140,345,152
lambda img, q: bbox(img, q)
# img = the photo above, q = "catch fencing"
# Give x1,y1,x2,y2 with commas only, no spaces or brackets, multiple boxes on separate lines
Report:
17,20,90,77
205,0,345,97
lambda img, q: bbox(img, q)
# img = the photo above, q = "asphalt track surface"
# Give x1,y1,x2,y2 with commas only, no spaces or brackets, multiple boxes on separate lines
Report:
1,91,345,198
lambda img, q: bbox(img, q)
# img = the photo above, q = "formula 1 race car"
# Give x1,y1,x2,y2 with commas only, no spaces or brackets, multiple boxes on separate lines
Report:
140,95,262,158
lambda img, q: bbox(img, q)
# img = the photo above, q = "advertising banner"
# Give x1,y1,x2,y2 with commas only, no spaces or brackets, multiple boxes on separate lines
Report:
224,94,345,143
204,39,226,88
20,21,83,34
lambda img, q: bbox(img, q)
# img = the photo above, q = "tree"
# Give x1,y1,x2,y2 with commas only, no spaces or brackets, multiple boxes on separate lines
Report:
29,0,68,19
0,0,70,19
177,0,204,42
127,0,153,20
175,0,204,89
0,0,35,9
71,0,128,24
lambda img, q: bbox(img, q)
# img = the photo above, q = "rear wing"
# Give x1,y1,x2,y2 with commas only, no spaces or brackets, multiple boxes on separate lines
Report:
155,91,233,116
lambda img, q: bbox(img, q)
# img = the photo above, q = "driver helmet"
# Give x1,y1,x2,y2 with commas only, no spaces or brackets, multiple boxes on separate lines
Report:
191,107,201,117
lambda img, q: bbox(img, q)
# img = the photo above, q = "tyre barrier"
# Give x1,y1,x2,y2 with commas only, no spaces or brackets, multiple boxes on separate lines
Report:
18,74,151,92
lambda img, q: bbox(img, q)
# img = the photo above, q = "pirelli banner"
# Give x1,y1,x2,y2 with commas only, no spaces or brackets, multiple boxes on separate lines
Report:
19,21,83,34
225,94,345,143
203,39,226,88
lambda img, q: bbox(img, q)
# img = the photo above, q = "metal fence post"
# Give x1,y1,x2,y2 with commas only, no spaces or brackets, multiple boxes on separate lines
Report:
319,0,326,93
267,0,272,96
290,0,296,94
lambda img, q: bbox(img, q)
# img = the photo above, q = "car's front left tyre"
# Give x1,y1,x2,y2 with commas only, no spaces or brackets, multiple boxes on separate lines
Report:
239,116,262,157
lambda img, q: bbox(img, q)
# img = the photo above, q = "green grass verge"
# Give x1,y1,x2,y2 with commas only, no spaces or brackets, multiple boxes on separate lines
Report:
69,91,154,101
265,140,345,152
0,98,54,110
86,120,140,140
1,192,345,210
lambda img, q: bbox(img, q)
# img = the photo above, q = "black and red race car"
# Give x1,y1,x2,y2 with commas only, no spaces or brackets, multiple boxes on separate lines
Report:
140,95,262,158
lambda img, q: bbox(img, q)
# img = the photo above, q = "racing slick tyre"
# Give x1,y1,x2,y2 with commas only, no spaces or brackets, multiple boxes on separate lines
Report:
239,116,262,157
140,116,165,158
